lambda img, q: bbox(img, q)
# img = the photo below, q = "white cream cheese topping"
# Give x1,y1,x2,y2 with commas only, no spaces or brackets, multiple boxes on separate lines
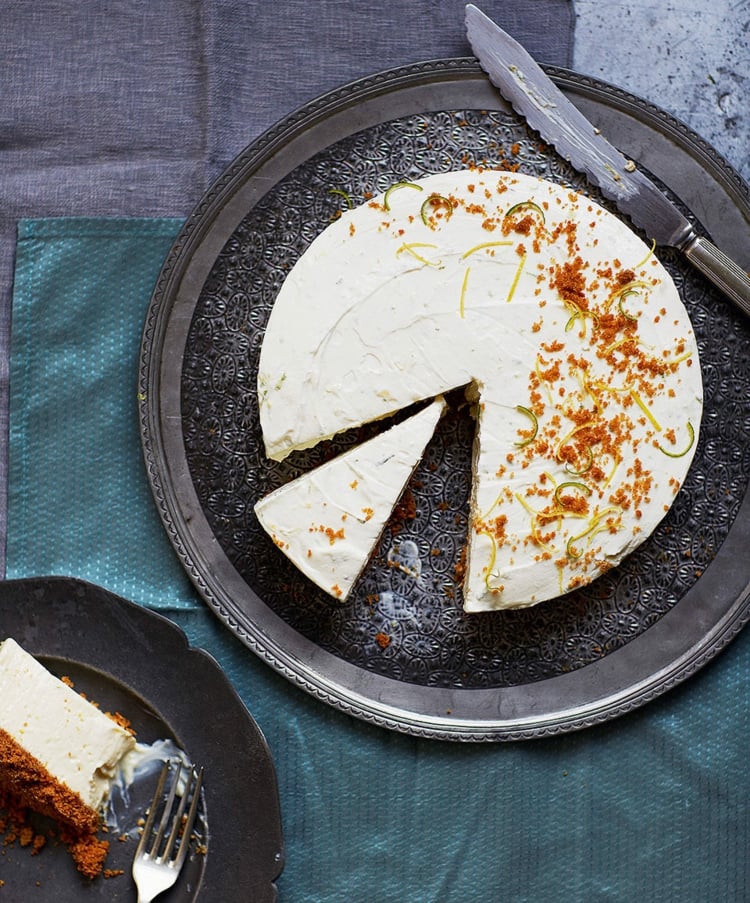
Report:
0,637,136,811
255,398,446,600
257,169,702,610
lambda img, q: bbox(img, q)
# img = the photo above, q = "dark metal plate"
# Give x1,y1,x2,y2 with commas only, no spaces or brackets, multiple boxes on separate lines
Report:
139,59,750,740
0,576,284,899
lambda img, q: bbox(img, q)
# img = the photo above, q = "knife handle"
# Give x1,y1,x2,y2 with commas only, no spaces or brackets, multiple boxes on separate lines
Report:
684,235,750,318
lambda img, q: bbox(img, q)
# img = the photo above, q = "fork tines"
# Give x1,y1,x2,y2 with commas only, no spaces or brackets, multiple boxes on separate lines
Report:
136,760,204,868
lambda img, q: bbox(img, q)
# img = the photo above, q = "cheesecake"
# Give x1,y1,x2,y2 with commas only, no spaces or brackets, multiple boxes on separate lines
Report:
255,397,446,600
257,169,703,610
0,637,136,835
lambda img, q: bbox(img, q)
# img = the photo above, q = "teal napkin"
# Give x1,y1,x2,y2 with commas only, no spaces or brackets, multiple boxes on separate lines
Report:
8,217,750,902
8,218,199,610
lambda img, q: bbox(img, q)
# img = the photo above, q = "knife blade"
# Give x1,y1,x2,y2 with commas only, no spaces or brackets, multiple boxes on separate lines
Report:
464,3,750,317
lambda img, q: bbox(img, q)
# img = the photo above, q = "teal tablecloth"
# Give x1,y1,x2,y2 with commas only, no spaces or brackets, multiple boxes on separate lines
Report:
7,218,750,901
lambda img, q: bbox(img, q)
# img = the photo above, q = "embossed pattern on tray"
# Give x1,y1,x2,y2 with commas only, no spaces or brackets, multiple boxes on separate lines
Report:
181,108,750,691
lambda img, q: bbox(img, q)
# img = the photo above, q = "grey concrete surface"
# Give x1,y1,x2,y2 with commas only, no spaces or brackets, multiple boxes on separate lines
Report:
574,0,749,184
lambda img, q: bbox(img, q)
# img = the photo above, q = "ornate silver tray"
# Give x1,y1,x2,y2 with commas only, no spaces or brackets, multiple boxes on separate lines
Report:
139,59,750,741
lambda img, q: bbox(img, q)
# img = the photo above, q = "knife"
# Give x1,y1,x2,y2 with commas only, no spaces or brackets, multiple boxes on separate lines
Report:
465,3,750,317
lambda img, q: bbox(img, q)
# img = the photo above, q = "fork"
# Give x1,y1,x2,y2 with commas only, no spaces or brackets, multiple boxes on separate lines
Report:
132,760,204,903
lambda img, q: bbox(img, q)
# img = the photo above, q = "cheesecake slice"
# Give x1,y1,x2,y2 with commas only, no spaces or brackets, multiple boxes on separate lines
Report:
255,398,446,600
0,637,136,834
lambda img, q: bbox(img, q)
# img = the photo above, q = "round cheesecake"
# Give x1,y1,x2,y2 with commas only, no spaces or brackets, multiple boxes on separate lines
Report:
256,169,703,611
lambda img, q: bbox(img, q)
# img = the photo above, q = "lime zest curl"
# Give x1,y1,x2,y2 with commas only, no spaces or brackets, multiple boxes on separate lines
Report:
420,193,454,226
617,289,642,320
459,267,471,319
564,300,599,336
504,200,546,224
630,388,662,432
634,238,657,269
506,253,527,303
514,405,538,448
396,242,442,268
461,240,513,259
606,280,650,312
564,444,594,476
328,188,353,209
553,481,592,508
383,180,423,211
476,530,503,592
657,421,695,458
566,506,623,559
